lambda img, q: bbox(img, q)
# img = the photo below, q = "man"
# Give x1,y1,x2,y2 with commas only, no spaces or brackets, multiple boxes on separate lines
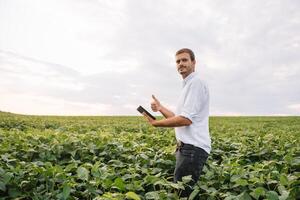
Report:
142,48,211,197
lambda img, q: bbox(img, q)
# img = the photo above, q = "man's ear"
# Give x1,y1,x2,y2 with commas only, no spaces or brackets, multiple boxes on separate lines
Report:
193,60,196,65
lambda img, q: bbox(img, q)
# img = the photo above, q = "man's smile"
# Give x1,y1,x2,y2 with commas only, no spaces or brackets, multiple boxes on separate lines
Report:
178,66,186,71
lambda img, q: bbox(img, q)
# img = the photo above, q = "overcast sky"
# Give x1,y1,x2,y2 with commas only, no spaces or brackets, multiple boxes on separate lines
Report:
0,0,299,116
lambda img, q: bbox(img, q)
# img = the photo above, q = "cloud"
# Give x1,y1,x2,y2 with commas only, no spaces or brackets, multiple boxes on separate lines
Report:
0,49,178,115
0,0,299,115
0,94,112,116
288,104,300,113
0,50,84,95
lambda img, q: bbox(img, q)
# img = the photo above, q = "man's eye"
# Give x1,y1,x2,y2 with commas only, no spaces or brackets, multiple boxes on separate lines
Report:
182,59,187,62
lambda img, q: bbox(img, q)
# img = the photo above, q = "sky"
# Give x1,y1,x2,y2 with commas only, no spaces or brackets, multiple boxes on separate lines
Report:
0,0,299,116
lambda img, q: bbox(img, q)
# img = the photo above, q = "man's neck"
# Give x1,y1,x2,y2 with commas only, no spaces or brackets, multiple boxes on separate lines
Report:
182,71,195,79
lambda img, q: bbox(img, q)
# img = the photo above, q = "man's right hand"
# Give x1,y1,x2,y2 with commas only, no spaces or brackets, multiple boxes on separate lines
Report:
151,95,162,112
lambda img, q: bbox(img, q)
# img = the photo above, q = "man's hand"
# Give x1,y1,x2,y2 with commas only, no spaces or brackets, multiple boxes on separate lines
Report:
151,95,162,112
142,112,158,126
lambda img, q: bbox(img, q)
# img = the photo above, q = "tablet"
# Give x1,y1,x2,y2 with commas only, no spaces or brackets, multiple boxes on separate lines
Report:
137,106,156,120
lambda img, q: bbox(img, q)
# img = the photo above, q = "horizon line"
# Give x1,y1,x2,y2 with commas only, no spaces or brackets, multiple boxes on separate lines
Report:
0,110,299,117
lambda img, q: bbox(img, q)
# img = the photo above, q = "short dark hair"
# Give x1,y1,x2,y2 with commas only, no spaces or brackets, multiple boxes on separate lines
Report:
175,48,195,61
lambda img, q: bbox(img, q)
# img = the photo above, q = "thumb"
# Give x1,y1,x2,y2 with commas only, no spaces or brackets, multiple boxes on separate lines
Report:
152,94,159,102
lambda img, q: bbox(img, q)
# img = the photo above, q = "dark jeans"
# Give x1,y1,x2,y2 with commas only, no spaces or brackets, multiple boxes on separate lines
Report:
174,142,208,198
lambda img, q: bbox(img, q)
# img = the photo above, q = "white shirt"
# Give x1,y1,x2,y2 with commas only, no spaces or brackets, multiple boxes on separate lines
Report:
175,72,211,154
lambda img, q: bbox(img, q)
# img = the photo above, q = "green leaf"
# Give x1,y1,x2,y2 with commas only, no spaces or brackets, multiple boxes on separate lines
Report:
145,191,160,200
291,157,300,166
77,166,89,181
140,153,149,160
224,195,237,200
169,182,184,190
279,174,288,186
236,178,248,186
113,177,125,191
0,181,6,192
230,175,240,182
126,191,141,200
250,187,266,199
279,191,289,200
237,191,252,200
207,187,217,195
182,175,193,183
277,185,290,200
8,187,21,198
102,178,113,189
65,163,77,172
62,185,71,200
3,172,13,184
0,167,5,175
189,188,200,200
266,191,279,200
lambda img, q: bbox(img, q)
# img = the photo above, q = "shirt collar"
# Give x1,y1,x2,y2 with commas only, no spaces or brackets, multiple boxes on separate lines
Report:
182,72,196,87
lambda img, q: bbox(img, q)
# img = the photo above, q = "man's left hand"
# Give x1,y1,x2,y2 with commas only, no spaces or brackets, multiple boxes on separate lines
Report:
142,112,158,126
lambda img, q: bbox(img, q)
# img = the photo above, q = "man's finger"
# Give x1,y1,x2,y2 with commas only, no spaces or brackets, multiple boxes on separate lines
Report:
152,94,158,102
142,112,149,118
142,112,151,121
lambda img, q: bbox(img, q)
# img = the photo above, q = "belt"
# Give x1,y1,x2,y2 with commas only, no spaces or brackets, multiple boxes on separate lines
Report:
176,140,198,149
176,141,209,156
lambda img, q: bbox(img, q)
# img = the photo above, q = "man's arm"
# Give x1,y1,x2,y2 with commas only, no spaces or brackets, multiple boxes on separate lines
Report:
143,113,192,127
158,105,175,118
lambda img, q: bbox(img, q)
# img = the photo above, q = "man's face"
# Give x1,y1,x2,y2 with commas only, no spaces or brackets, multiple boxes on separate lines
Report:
175,52,195,79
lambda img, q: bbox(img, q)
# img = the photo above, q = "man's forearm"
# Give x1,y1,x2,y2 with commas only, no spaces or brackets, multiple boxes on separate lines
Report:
159,105,175,118
152,116,191,127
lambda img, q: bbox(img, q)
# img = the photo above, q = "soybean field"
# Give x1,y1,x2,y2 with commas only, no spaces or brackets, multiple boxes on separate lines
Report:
0,112,299,199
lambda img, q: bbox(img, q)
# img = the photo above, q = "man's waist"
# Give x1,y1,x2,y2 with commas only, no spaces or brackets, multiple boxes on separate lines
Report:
177,140,204,151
